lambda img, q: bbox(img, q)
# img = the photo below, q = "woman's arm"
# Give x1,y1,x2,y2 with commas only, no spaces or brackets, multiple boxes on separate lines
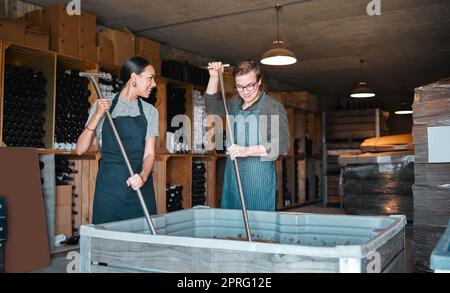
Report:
126,137,156,190
76,99,110,155
140,137,157,183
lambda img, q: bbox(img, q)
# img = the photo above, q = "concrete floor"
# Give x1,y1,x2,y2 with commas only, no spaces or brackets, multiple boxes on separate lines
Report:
33,204,417,273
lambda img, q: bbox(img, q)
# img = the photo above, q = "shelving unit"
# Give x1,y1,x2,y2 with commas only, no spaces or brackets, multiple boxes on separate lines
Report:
1,41,57,148
323,108,390,206
0,39,321,252
268,92,322,210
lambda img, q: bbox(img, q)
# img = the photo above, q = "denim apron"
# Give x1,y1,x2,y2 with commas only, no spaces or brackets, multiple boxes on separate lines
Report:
221,93,276,211
92,94,156,224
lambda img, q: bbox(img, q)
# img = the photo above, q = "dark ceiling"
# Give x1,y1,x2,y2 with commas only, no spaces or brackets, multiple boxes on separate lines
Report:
26,0,450,100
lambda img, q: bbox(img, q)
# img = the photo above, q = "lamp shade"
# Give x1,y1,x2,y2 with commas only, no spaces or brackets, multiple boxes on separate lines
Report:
395,101,413,115
261,41,297,66
350,81,376,98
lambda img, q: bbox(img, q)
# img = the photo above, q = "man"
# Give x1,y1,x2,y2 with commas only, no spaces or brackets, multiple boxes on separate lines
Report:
205,60,290,211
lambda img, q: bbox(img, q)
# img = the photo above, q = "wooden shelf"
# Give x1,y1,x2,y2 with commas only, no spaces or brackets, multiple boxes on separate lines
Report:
50,244,80,255
2,41,58,149
99,62,120,76
58,53,98,71
36,148,99,156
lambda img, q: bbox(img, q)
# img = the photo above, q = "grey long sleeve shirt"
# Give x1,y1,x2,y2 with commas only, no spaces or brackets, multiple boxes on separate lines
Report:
205,92,290,161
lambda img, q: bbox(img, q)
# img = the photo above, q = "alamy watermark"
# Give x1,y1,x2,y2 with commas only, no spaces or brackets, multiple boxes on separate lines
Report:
169,114,281,161
66,0,82,16
367,0,381,16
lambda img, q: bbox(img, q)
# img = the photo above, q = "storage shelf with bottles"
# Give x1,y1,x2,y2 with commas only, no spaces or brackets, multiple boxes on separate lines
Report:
271,102,323,210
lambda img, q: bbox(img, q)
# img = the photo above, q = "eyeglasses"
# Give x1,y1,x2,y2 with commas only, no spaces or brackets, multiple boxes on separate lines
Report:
235,79,260,92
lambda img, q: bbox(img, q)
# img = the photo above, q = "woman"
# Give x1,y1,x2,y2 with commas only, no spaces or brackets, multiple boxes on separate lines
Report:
76,56,158,224
205,60,290,211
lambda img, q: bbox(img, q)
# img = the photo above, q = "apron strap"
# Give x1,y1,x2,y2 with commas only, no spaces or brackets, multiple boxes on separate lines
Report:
109,93,120,113
137,98,145,116
255,92,266,113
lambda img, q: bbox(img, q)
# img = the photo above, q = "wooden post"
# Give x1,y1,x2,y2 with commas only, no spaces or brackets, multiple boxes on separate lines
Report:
321,112,328,207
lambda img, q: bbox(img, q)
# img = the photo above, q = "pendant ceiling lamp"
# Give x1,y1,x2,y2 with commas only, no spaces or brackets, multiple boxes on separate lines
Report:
351,59,376,98
261,3,297,66
395,86,413,115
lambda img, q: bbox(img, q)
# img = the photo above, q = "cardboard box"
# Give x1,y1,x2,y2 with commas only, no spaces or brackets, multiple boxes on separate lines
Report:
43,5,79,38
23,9,50,33
99,29,136,66
135,37,160,63
51,35,78,57
78,12,96,60
97,35,114,65
24,26,49,50
0,18,28,44
25,5,79,56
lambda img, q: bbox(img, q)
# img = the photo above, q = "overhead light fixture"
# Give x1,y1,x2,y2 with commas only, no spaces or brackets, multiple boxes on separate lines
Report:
351,59,375,98
261,4,297,66
395,86,413,115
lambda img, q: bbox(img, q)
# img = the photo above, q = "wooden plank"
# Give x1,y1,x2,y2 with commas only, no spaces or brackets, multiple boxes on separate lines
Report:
297,160,306,204
152,158,166,215
326,130,376,140
328,109,378,118
167,156,192,209
376,109,381,137
294,110,305,139
88,157,98,224
327,116,378,125
286,107,295,157
313,114,322,156
215,157,226,208
327,196,342,204
0,42,3,144
285,157,296,204
276,159,284,210
55,185,73,237
206,159,216,208
327,123,380,132
155,80,167,153
80,160,90,227
0,148,50,272
71,160,82,235
90,237,340,273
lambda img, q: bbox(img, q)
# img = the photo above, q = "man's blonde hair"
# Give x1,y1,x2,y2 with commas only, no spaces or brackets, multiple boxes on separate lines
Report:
233,60,262,81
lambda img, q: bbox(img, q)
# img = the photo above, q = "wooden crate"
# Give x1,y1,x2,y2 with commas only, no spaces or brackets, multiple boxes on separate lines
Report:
152,156,167,215
1,41,57,148
55,185,73,237
192,156,216,208
64,155,99,234
286,107,295,157
215,156,227,209
325,109,389,140
166,155,192,210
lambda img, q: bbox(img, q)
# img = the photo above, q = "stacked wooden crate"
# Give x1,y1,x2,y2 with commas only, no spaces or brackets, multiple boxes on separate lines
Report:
269,91,322,209
412,80,450,272
324,109,389,205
